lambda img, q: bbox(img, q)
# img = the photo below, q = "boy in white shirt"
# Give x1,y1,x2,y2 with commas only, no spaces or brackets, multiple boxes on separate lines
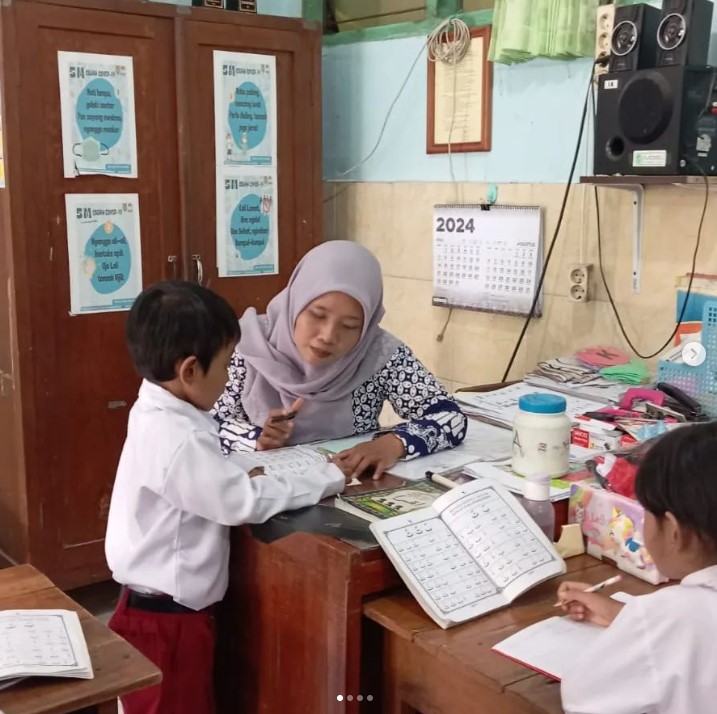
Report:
557,422,717,714
105,281,347,714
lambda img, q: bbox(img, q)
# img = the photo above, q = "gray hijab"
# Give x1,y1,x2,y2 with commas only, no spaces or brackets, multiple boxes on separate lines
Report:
238,241,400,444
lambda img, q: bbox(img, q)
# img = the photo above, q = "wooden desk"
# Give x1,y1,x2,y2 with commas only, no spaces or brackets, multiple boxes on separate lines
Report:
363,556,660,713
216,527,401,714
214,416,570,714
0,565,161,714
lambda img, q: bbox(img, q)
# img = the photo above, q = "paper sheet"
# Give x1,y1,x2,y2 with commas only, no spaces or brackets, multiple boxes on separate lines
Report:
64,194,142,315
433,205,543,317
433,33,487,146
213,50,278,279
387,420,513,481
456,382,605,428
213,50,276,169
249,445,326,475
492,593,634,680
313,434,375,455
216,171,278,277
58,52,138,178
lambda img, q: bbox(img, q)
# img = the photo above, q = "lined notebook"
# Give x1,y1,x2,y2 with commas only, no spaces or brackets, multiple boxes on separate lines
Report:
432,204,543,317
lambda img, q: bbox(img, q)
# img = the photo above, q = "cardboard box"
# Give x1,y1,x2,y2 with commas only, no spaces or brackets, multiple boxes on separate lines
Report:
570,420,636,451
568,481,668,585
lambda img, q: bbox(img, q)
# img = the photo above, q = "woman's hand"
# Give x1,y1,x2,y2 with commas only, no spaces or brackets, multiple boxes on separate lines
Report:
556,581,625,627
331,434,405,481
256,398,304,451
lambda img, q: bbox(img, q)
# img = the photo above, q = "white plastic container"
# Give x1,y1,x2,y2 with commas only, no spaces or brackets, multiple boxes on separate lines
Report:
512,393,571,477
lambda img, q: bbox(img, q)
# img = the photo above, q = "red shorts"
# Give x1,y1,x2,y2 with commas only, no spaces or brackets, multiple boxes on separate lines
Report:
109,589,216,714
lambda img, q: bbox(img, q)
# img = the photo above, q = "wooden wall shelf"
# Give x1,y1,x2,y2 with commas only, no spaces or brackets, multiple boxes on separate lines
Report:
579,174,716,295
580,174,717,187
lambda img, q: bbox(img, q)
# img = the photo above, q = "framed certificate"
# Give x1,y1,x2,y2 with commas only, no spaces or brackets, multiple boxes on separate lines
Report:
427,25,493,154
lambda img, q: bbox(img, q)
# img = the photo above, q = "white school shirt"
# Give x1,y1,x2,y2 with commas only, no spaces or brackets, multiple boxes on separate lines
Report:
561,565,717,714
105,380,344,611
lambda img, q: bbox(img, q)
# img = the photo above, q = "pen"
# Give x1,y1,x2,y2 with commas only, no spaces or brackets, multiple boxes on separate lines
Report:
553,575,622,607
271,410,297,424
425,469,464,489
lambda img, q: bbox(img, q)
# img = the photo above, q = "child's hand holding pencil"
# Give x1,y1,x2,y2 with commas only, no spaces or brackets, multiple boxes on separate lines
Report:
555,576,625,628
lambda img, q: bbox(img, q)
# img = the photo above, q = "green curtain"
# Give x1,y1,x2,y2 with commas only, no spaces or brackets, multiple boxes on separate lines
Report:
489,0,600,64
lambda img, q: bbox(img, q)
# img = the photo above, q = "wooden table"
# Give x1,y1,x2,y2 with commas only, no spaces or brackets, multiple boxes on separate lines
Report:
216,527,401,714
214,385,570,714
0,565,161,714
363,556,660,713
214,471,568,714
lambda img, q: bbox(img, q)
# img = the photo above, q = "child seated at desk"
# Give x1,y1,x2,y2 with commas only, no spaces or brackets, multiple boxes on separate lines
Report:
104,281,348,714
557,422,717,714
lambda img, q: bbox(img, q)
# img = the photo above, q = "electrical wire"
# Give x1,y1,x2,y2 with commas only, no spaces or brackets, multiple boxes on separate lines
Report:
500,62,596,383
590,77,709,359
325,16,472,201
428,18,471,342
594,174,708,359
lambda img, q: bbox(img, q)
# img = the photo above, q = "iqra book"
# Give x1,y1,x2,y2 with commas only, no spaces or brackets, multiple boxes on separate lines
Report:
369,479,566,628
0,609,93,690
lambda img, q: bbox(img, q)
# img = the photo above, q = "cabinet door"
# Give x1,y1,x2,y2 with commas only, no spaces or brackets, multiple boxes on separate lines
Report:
12,1,181,586
181,15,322,313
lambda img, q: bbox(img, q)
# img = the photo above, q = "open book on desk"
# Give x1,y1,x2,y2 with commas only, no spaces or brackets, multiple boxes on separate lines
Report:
370,479,566,629
0,610,93,688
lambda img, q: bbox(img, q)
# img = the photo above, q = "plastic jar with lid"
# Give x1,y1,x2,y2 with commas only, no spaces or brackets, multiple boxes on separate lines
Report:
512,393,571,477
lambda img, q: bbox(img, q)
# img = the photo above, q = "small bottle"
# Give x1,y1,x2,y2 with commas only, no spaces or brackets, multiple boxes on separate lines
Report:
521,473,555,541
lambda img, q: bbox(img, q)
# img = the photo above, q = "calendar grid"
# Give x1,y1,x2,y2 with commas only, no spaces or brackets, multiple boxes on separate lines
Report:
432,204,543,318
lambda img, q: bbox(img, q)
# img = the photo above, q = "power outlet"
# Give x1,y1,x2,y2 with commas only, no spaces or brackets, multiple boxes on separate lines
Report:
594,4,615,80
569,264,592,303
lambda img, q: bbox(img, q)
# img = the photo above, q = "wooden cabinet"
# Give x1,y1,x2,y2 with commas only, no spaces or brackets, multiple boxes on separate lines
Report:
0,0,321,588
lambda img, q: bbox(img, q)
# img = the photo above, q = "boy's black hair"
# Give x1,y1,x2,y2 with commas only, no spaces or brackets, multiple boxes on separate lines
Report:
635,422,717,549
126,280,240,382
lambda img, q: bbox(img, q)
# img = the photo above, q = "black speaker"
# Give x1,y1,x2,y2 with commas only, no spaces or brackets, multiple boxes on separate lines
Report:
609,3,661,72
657,0,713,67
594,66,717,176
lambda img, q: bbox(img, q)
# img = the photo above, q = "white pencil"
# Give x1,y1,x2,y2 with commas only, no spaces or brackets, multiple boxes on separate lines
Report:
554,575,622,607
584,575,622,593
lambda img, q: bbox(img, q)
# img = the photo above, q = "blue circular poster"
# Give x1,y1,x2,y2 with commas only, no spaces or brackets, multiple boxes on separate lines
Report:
228,81,267,150
84,220,131,294
230,193,269,260
76,78,124,149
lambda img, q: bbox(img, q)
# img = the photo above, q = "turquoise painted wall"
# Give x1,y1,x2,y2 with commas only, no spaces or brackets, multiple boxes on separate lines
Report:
323,37,594,184
322,3,717,184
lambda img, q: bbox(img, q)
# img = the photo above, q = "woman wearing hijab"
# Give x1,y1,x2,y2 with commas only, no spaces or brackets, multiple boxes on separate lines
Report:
214,241,467,479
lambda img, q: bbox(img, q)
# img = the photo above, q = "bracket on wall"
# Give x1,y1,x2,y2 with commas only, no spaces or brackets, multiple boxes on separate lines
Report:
608,183,643,294
581,174,717,296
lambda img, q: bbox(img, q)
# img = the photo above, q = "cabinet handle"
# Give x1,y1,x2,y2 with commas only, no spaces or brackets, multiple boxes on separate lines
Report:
192,254,204,285
167,255,178,280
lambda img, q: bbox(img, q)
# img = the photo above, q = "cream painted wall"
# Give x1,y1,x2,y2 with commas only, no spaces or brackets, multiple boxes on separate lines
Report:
324,181,715,393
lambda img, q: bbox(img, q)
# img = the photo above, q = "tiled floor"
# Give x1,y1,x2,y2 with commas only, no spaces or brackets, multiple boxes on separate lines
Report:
66,579,120,625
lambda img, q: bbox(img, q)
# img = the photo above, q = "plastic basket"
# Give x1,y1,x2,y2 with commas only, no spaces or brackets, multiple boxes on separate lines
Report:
657,300,717,417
